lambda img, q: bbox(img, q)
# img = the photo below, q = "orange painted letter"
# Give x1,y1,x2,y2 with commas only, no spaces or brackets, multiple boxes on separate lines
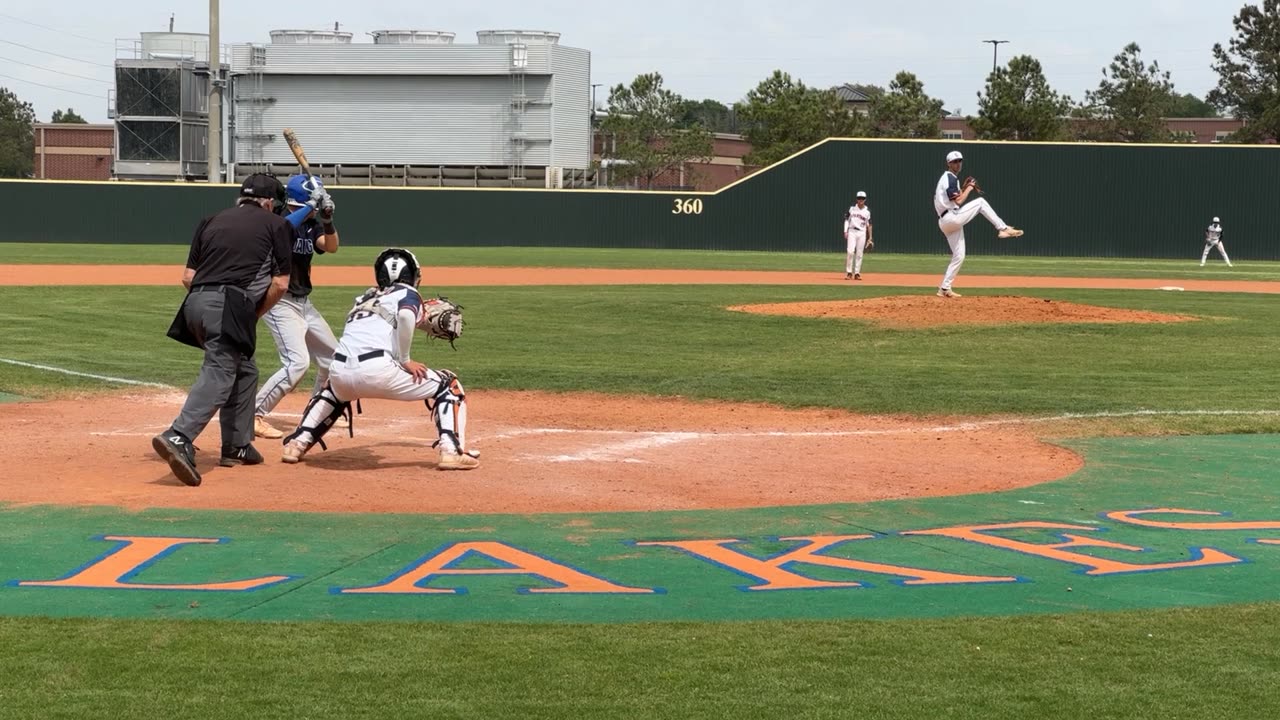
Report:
637,536,1017,590
904,522,1241,576
18,536,293,591
1107,509,1280,531
339,541,655,595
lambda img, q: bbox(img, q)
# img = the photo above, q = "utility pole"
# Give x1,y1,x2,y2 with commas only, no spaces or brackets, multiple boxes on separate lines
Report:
983,39,1009,73
207,0,221,183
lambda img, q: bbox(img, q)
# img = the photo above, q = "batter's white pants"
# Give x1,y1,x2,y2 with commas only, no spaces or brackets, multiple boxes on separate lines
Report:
328,354,467,453
938,199,1008,290
255,294,339,417
1201,242,1232,266
846,231,867,275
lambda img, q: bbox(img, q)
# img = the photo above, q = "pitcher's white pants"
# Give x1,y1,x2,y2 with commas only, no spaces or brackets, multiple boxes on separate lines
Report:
255,294,338,417
938,199,1008,290
846,231,867,275
327,355,467,453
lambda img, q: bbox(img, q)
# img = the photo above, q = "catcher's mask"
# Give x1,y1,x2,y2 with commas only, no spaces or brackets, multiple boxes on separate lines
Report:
374,248,422,289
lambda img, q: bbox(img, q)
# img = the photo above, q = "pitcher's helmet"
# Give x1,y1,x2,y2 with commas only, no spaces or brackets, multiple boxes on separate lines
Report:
374,248,421,289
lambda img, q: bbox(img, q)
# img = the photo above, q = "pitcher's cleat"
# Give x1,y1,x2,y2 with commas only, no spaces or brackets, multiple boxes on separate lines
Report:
937,288,962,299
997,227,1025,239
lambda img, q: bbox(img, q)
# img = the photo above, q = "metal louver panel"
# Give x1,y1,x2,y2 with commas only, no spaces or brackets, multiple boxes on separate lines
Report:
550,46,591,170
238,44,554,75
235,75,554,165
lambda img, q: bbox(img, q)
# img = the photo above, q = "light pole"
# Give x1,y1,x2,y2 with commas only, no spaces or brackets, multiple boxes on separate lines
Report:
983,39,1009,73
207,0,221,183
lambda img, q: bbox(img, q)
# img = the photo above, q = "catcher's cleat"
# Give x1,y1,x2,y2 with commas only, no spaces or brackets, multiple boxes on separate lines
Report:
220,444,264,468
937,288,962,299
152,432,202,487
998,227,1025,239
438,450,481,471
854,273,862,281
281,440,310,464
333,414,350,429
255,416,284,439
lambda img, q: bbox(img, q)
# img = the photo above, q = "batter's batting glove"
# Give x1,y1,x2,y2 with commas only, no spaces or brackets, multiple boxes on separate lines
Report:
319,194,335,223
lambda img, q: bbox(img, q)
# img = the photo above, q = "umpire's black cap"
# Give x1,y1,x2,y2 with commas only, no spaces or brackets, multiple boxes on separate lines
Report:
240,173,286,202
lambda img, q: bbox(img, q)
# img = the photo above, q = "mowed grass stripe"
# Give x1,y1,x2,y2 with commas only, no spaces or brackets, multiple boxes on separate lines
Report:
2,607,1279,719
0,243,1270,280
1,285,1278,426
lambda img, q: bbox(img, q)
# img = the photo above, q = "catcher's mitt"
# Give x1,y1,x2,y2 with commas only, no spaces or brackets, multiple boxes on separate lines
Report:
419,297,464,349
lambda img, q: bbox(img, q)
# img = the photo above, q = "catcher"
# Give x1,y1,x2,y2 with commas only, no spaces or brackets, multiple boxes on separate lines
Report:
280,248,479,470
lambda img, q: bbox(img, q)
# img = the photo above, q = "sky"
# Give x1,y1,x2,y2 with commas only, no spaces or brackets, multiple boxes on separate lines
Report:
0,0,1244,124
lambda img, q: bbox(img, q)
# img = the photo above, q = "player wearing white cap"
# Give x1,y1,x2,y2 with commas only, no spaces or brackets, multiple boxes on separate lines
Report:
844,191,873,280
1200,217,1233,267
934,150,1023,298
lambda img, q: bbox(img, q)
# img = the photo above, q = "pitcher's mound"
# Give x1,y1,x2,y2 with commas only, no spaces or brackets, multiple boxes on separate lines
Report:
731,295,1197,329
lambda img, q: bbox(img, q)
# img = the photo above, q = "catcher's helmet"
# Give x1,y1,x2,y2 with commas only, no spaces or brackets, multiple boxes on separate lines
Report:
285,174,323,206
374,248,421,289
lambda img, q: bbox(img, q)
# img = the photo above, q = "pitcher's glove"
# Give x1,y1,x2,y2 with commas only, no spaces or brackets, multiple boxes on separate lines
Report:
866,239,875,251
965,176,982,194
419,297,464,349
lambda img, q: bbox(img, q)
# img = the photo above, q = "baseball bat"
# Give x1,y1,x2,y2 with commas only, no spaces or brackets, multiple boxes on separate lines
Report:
282,128,313,177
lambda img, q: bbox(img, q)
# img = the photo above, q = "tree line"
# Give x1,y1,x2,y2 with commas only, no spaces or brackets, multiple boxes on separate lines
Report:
601,1,1280,187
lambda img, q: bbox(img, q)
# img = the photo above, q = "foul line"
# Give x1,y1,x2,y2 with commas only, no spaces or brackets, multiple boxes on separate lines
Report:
0,358,170,388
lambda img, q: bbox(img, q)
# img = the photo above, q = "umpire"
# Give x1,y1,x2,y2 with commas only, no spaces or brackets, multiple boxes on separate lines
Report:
152,173,294,487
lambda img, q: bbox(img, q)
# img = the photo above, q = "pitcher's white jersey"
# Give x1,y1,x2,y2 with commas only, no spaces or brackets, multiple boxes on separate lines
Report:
335,283,423,360
934,171,962,216
848,206,872,234
1206,223,1223,245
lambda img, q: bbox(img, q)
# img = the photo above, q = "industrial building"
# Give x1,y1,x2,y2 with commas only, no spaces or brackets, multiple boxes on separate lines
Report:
109,27,593,187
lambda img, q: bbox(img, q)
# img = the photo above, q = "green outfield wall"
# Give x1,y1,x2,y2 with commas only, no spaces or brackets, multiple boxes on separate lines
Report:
4,139,1279,258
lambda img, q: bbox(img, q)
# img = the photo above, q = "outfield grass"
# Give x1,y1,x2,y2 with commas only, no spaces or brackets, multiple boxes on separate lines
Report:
3,606,1279,719
1,285,1278,429
0,242,1269,280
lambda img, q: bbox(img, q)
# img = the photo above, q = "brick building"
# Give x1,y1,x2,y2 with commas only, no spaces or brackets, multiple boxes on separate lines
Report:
594,132,756,191
32,123,114,180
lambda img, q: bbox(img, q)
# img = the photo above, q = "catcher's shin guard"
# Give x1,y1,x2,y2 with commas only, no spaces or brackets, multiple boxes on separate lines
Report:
283,385,351,453
427,371,468,455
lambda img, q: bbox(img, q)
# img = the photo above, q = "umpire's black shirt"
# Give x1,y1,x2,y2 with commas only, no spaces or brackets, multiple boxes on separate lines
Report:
187,204,294,305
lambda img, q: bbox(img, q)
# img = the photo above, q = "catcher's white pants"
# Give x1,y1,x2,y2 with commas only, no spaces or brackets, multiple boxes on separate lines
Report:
938,199,1007,290
846,231,867,275
256,294,338,417
326,354,467,453
1201,242,1232,266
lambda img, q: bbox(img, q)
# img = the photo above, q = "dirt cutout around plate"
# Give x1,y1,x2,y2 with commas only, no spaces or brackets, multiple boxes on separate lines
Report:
731,295,1198,329
0,390,1080,515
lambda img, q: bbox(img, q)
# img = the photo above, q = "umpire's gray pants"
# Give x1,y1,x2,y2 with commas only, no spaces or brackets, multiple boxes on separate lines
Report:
254,294,338,417
172,289,258,448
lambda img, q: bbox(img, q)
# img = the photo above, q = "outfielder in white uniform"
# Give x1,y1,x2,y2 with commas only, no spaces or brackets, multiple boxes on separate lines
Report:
1200,217,1233,267
254,174,346,439
845,191,873,280
281,248,480,471
934,150,1024,298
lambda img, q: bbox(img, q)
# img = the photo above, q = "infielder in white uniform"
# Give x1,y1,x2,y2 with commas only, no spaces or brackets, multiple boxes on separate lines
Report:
281,248,480,471
1200,217,1233,267
845,191,873,280
254,174,346,439
934,150,1024,298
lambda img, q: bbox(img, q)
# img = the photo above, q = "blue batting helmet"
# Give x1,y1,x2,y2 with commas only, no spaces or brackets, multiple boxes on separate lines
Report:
285,174,323,205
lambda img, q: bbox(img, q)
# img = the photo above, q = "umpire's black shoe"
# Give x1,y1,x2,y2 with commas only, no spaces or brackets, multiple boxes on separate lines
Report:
220,444,264,468
152,431,202,487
